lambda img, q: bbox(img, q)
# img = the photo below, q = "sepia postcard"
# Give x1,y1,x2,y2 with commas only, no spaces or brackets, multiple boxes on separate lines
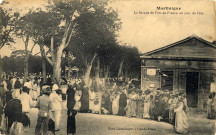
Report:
0,0,215,135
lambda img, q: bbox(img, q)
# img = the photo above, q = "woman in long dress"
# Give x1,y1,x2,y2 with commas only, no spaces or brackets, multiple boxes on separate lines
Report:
80,82,89,113
94,91,102,114
89,89,95,113
162,92,170,122
136,90,143,118
143,90,151,119
168,94,175,124
112,91,120,115
126,89,137,117
74,85,82,111
207,94,215,119
174,94,189,134
12,78,22,99
49,84,62,131
66,84,77,135
29,81,38,101
101,90,111,114
118,88,127,116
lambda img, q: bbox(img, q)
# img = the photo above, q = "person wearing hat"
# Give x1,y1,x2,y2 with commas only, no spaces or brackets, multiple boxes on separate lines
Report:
18,86,33,117
49,84,62,131
35,85,52,135
11,78,21,99
14,78,22,89
24,79,32,90
4,94,22,133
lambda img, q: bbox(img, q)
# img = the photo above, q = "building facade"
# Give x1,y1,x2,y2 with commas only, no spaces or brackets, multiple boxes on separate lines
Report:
140,35,216,108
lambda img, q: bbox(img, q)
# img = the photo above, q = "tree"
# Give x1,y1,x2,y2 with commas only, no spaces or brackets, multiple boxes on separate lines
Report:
97,41,120,79
68,1,121,85
0,2,15,49
12,9,40,82
0,2,16,83
11,0,121,85
113,44,140,79
18,9,61,82
20,0,82,84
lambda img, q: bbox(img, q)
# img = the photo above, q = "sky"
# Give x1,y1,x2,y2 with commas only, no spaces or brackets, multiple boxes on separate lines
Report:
0,0,215,56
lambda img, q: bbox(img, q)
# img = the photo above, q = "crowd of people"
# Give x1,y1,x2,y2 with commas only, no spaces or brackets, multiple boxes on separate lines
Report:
87,82,190,134
0,73,205,134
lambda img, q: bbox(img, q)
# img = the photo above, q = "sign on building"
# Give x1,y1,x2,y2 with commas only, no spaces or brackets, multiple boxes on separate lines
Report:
147,68,156,76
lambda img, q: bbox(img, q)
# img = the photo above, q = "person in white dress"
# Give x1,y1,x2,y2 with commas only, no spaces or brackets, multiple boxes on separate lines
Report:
30,82,39,101
49,84,62,131
174,93,189,134
74,85,82,111
143,90,151,119
89,89,95,113
18,86,33,117
112,91,120,115
94,91,102,114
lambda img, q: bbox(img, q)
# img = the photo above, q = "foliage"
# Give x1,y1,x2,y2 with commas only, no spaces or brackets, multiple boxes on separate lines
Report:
0,2,16,49
2,51,52,74
68,0,121,67
1,0,141,79
106,44,140,78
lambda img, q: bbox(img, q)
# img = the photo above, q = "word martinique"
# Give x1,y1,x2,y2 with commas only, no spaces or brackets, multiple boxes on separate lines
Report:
156,7,181,10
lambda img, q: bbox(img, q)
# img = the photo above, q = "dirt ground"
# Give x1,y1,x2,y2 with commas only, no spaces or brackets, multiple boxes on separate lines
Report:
18,102,215,135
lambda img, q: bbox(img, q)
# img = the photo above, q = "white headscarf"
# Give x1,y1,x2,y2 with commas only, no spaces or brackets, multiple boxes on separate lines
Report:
52,84,59,91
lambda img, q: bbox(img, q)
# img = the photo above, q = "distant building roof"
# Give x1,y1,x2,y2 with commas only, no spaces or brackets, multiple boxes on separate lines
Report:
141,35,216,57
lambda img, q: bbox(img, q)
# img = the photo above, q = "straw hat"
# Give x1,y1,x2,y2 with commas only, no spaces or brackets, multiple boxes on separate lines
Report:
42,85,52,94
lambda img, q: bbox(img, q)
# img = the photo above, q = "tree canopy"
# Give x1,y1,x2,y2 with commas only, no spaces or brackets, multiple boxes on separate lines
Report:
0,0,141,83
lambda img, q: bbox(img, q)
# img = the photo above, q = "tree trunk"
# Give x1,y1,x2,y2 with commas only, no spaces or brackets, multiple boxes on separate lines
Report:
104,65,110,79
125,70,128,79
24,55,29,83
52,45,64,85
95,56,100,82
84,53,97,86
24,36,29,83
0,55,2,83
42,57,47,83
67,58,71,80
53,59,62,85
84,64,92,87
118,59,124,79
40,45,47,83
